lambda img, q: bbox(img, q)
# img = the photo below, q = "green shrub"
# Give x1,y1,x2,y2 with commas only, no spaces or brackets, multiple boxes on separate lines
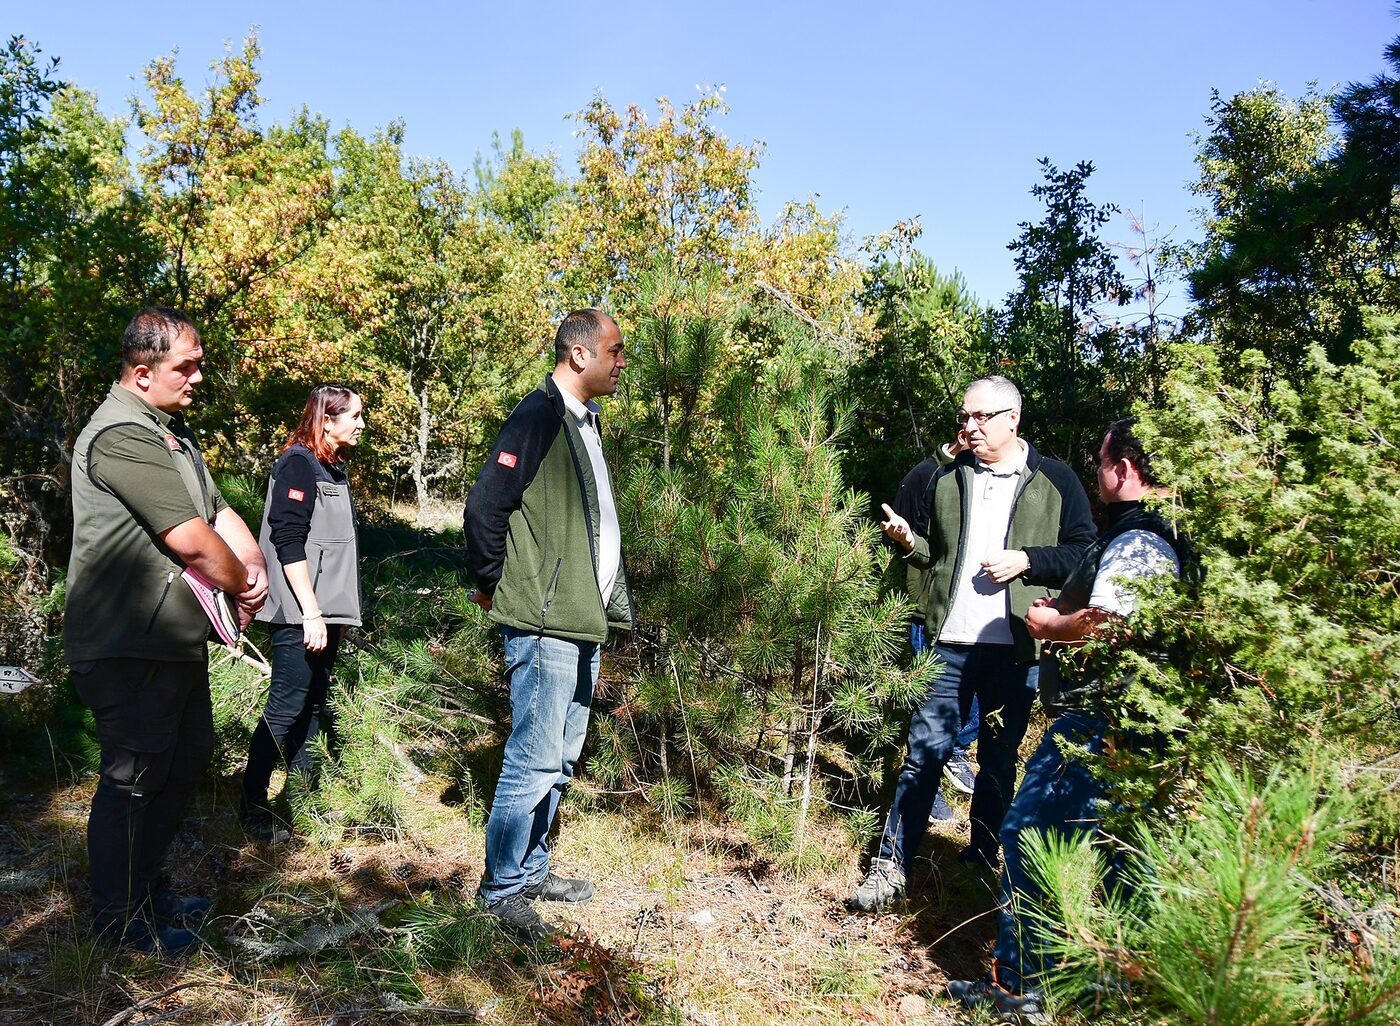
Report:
1024,760,1400,1025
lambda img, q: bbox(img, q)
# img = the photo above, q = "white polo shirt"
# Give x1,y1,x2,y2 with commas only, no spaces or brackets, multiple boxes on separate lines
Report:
559,388,621,607
937,441,1028,645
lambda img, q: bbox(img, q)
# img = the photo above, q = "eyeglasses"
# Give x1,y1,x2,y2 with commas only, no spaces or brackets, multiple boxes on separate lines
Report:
957,408,1014,426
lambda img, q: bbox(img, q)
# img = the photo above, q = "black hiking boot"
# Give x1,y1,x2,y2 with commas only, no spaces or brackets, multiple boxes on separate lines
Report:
480,891,555,943
522,872,594,903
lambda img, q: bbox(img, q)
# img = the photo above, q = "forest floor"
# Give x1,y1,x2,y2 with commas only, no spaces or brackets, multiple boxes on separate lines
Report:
0,757,1012,1026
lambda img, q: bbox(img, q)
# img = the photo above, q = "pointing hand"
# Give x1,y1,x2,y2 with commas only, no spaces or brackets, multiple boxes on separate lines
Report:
879,503,915,553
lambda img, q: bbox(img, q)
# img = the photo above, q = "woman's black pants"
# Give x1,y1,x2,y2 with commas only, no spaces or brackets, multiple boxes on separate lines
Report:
243,622,343,806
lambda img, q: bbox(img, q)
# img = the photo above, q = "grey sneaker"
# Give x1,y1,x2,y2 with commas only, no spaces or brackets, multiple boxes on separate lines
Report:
943,756,976,795
947,978,1049,1025
845,860,906,913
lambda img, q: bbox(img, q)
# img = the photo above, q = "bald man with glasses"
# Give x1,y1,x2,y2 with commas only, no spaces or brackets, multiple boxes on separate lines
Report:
849,375,1094,912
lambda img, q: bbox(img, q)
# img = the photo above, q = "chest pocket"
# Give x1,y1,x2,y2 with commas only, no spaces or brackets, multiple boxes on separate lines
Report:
311,483,355,542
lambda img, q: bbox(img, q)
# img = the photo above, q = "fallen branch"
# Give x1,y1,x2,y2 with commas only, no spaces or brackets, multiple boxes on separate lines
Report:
99,982,232,1026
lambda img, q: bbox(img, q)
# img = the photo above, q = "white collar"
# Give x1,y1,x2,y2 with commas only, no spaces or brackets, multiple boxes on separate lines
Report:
975,438,1027,476
558,386,601,427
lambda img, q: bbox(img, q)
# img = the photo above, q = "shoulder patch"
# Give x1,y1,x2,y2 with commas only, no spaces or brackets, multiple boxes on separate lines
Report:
288,488,306,502
497,451,518,468
164,434,181,451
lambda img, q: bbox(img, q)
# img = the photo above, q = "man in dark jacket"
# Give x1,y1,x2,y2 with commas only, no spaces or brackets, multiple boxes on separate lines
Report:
849,375,1094,912
465,309,634,941
892,435,980,822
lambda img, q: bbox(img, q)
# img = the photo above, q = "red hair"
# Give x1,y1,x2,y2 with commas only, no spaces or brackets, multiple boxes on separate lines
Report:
283,384,358,465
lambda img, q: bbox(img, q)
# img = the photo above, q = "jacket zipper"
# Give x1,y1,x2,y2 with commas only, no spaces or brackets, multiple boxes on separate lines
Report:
314,550,325,590
540,558,563,619
146,570,176,634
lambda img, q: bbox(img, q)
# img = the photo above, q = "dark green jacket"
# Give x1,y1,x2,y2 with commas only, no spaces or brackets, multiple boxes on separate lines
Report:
464,376,634,643
906,441,1094,662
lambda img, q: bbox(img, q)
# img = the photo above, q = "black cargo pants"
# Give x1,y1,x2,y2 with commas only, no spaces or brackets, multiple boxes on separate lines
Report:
72,656,213,929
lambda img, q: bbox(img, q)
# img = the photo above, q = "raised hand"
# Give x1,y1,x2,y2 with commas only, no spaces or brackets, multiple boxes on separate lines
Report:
879,502,916,552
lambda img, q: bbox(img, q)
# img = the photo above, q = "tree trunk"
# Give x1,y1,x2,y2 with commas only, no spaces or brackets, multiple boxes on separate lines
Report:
794,624,822,857
782,641,807,795
410,382,432,526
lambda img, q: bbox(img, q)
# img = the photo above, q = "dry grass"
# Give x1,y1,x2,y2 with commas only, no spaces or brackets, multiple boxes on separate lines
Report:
0,740,1040,1025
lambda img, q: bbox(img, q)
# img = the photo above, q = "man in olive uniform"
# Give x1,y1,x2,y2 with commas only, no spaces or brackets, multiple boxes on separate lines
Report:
66,307,268,953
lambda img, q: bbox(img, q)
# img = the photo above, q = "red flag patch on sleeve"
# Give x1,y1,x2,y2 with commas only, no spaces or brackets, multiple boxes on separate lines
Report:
497,452,518,468
288,488,306,502
164,435,181,451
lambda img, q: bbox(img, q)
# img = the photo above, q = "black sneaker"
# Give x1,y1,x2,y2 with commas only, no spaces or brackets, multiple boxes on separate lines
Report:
481,891,555,943
240,802,291,844
95,917,201,957
522,872,594,903
148,885,212,928
947,978,1049,1025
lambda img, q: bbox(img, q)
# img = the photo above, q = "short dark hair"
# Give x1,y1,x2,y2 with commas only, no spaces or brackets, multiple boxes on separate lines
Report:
1104,416,1162,487
554,309,612,364
121,307,198,371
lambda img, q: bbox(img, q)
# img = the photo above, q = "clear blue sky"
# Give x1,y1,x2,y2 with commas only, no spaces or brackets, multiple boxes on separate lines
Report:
17,1,1396,314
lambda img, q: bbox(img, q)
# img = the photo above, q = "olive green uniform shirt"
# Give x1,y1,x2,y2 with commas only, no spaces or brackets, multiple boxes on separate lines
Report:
65,384,227,663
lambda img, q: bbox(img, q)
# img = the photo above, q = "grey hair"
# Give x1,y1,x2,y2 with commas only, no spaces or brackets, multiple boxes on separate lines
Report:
964,374,1022,413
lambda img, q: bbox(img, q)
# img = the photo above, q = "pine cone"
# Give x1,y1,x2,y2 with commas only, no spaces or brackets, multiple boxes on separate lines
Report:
329,850,353,875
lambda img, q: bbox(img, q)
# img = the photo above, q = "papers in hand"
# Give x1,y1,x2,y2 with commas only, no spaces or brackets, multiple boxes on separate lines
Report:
182,567,241,647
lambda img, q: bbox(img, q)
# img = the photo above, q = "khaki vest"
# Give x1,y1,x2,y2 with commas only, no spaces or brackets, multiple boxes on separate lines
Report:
65,385,218,663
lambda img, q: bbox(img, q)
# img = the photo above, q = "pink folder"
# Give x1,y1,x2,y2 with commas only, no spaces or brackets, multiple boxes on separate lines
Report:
181,568,241,647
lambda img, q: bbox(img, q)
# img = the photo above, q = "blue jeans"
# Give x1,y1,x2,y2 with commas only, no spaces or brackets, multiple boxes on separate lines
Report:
993,712,1108,993
910,624,979,753
877,642,1037,870
481,626,599,902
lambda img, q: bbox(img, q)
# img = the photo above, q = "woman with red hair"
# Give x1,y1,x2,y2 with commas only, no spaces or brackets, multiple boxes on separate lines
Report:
241,385,366,842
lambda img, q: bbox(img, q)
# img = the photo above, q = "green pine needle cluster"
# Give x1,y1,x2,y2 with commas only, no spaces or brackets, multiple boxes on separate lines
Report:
1023,760,1400,1025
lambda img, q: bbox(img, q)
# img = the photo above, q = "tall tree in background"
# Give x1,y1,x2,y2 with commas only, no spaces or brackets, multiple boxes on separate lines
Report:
843,224,990,508
558,89,867,351
1189,28,1400,376
310,126,554,519
998,158,1134,469
471,128,567,247
1,39,159,479
132,34,336,468
558,89,761,310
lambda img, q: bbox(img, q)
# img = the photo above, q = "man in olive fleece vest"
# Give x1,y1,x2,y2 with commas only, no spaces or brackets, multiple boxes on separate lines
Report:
66,307,268,954
465,309,634,942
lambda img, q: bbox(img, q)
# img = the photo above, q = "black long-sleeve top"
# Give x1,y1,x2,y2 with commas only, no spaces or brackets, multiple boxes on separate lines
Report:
265,447,347,564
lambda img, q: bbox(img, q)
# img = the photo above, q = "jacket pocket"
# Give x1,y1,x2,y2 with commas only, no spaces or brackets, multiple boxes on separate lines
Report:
309,539,361,622
145,570,177,634
540,558,563,620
